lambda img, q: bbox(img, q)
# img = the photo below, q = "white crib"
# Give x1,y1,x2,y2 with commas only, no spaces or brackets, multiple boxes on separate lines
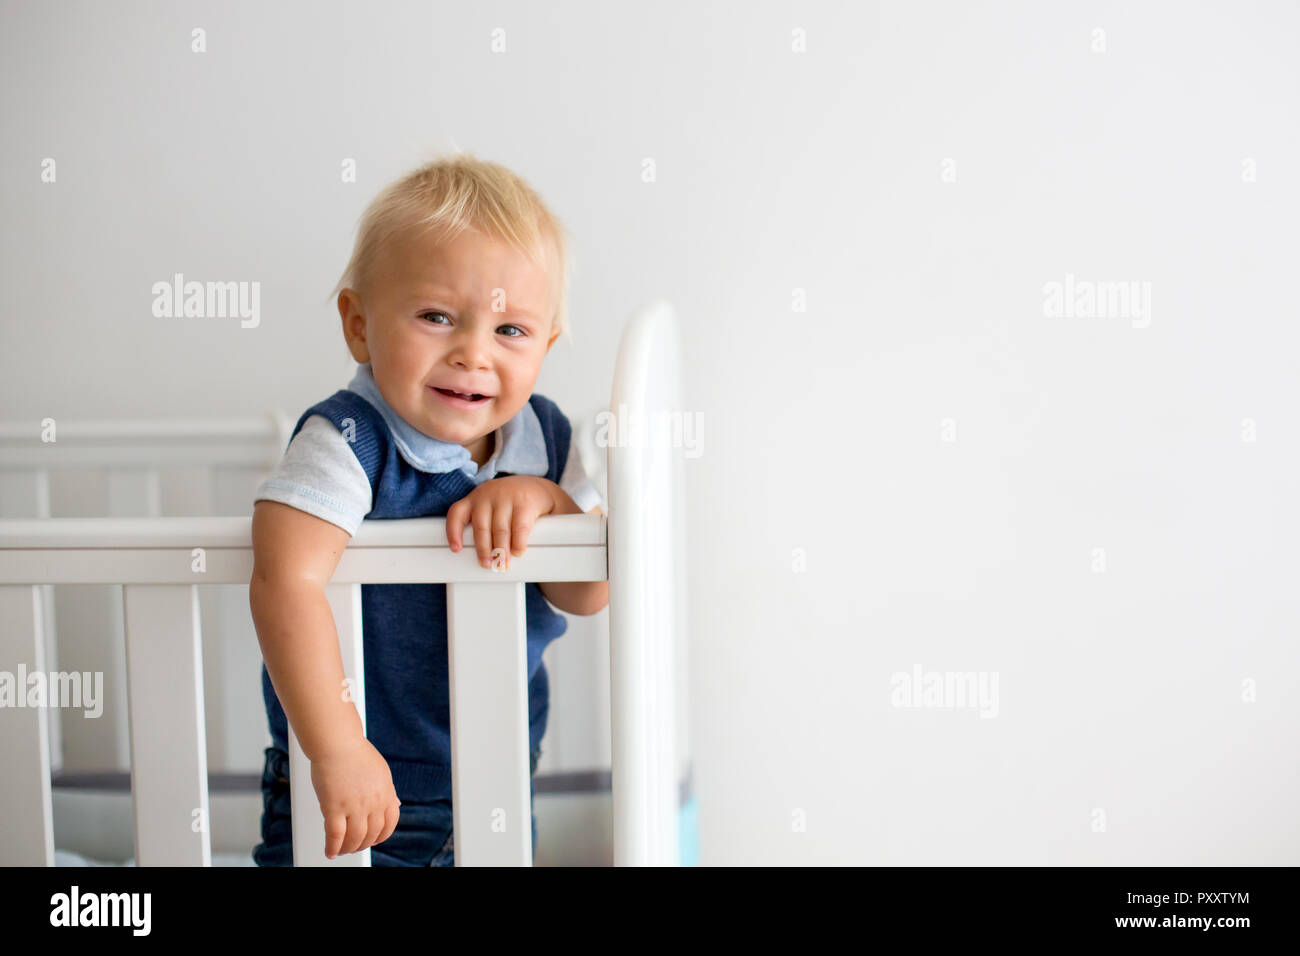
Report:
0,301,691,867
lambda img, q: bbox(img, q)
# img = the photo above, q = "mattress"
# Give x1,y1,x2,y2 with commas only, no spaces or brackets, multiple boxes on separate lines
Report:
55,848,257,866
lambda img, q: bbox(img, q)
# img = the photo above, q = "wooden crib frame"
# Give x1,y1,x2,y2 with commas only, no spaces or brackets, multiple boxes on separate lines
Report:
0,301,685,867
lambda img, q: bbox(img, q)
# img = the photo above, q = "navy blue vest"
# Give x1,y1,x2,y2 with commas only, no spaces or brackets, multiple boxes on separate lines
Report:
260,390,571,802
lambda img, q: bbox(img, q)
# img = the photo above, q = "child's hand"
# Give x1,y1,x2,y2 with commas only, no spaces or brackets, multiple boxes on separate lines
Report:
308,736,402,860
445,475,565,570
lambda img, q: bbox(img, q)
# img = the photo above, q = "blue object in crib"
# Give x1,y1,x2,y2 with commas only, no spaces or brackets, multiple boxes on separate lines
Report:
679,792,700,866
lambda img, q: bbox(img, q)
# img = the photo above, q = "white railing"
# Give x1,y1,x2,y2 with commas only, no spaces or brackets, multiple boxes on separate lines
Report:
0,301,686,867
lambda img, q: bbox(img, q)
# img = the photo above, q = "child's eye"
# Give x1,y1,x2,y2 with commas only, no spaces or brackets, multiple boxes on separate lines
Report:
419,312,524,337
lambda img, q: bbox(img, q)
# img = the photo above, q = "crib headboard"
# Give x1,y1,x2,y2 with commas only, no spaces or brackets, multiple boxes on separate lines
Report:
606,300,692,866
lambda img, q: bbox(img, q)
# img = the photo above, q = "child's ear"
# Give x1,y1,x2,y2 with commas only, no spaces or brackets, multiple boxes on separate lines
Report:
339,289,370,363
543,323,561,354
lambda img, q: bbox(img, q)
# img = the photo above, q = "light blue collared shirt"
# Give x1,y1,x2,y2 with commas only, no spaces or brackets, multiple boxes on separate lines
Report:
346,362,549,481
253,363,603,534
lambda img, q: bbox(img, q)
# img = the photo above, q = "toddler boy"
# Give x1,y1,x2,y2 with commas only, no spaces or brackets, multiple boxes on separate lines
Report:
249,154,608,866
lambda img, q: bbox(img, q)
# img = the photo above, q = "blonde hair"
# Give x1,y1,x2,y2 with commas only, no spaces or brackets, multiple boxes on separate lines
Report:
330,152,573,343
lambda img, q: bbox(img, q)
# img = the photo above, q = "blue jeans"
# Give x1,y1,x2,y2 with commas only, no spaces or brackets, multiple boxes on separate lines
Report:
252,745,540,867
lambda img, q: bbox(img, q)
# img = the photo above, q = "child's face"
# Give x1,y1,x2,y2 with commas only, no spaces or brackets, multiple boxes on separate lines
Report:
339,225,561,464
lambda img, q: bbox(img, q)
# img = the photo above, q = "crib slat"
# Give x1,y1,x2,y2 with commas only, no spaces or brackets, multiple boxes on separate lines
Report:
289,582,370,866
0,585,56,865
0,468,63,778
107,467,162,518
447,581,531,866
0,468,51,519
99,469,162,786
121,584,211,866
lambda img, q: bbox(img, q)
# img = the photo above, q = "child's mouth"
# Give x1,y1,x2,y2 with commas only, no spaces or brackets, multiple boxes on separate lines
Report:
431,387,491,408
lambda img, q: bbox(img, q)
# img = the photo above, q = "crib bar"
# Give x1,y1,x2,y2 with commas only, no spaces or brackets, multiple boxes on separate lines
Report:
289,582,369,866
0,469,64,778
0,417,282,440
121,585,211,866
608,471,654,865
108,468,161,519
447,581,531,866
0,416,286,470
105,469,157,785
0,516,606,586
0,514,604,549
0,445,283,469
0,585,56,865
607,299,683,866
0,469,52,518
0,545,605,586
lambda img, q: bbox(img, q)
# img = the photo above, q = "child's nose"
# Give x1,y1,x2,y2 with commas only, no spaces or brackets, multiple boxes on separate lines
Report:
447,326,492,368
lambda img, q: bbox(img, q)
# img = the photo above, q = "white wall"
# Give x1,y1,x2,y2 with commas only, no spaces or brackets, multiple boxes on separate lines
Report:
2,0,1296,865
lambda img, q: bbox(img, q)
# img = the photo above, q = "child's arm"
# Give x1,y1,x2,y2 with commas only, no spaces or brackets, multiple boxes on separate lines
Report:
535,501,610,616
250,499,362,758
249,499,401,858
444,477,610,616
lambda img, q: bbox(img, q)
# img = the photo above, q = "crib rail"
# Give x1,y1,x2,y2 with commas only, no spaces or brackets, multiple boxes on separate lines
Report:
0,514,605,867
0,416,293,470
